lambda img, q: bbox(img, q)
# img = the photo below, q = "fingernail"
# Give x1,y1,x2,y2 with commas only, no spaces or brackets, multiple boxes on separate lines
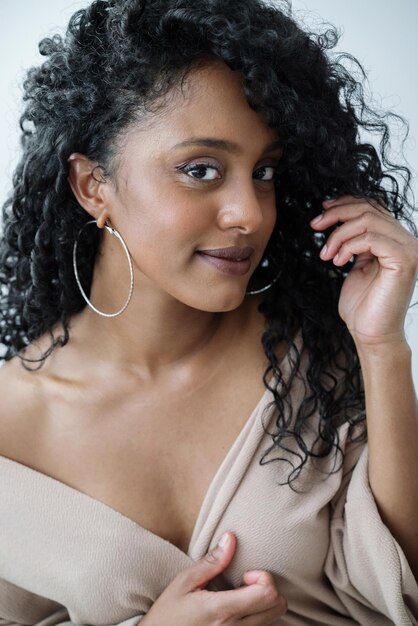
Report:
256,572,268,584
218,532,230,550
310,214,323,225
320,244,328,258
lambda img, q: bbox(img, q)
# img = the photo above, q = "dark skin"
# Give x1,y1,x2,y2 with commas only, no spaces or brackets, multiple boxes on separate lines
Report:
0,59,290,624
0,58,416,625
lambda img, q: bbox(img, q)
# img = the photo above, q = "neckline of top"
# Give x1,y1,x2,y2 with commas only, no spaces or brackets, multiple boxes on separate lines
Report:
0,329,302,558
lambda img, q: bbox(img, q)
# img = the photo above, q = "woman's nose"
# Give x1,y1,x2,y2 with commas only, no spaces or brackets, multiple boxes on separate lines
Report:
217,183,265,234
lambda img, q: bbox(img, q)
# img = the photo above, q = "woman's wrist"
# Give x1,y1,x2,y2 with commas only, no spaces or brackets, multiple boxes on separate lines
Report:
354,336,411,366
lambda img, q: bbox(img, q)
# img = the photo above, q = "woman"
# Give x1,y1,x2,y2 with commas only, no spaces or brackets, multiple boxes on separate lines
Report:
0,0,417,624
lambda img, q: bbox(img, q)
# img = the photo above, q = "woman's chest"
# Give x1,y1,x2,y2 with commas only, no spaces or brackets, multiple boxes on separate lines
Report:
0,330,353,625
3,352,269,554
0,420,341,626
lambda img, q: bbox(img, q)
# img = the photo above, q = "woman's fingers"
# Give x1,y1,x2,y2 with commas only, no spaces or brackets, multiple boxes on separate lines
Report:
322,195,389,214
315,213,412,264
239,599,289,624
320,224,417,265
308,195,418,344
310,197,416,266
151,534,288,624
324,231,407,268
312,205,398,235
202,571,286,620
176,532,237,593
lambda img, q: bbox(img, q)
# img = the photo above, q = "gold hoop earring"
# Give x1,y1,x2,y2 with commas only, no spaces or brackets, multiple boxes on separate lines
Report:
73,219,134,318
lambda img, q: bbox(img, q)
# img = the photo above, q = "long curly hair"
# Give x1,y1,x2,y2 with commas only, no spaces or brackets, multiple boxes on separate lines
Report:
1,0,416,484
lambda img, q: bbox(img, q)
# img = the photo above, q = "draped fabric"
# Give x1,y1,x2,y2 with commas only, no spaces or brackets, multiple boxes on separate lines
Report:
1,333,417,625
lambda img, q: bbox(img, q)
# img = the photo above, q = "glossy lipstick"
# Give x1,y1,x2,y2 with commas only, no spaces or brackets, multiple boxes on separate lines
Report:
196,246,254,276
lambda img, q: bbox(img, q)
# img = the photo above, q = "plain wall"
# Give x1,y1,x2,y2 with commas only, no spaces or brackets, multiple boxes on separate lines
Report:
0,0,417,384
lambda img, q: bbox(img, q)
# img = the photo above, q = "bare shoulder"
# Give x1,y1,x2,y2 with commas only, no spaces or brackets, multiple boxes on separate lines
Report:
0,356,46,460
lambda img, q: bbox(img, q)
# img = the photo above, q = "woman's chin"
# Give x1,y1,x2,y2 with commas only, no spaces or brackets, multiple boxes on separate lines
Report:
179,287,247,313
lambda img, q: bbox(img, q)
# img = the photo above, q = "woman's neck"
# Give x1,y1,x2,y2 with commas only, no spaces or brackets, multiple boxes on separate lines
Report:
50,293,260,389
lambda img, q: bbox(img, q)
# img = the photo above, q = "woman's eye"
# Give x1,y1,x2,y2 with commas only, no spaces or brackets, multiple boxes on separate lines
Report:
176,162,277,182
253,166,276,181
179,162,221,181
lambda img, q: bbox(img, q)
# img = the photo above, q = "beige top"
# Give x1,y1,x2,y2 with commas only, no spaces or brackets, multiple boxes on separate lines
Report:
0,335,417,626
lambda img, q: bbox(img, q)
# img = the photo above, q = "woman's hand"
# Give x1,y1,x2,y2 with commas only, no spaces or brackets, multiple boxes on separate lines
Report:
310,195,418,348
141,531,287,625
311,199,418,579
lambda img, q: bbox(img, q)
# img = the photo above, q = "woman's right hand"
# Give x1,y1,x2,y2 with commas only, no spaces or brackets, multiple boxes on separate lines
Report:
141,531,288,625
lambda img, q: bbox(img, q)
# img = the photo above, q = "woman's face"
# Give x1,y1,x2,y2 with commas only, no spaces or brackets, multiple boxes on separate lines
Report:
103,59,282,312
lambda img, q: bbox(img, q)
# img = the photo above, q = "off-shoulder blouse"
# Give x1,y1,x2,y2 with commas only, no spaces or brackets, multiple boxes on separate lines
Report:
1,333,417,625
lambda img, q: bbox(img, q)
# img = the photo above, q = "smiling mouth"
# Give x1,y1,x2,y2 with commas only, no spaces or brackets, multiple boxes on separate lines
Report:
197,246,255,261
195,251,253,276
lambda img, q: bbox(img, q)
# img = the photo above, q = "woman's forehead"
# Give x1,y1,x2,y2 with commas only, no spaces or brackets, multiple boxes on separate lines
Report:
122,62,280,155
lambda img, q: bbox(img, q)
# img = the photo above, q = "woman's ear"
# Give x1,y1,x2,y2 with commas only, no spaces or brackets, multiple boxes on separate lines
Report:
67,152,111,226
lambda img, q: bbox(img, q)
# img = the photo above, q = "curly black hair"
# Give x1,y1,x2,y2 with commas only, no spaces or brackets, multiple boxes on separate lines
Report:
1,0,416,484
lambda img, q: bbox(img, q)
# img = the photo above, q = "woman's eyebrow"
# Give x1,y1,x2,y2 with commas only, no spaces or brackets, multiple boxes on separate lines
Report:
170,137,283,154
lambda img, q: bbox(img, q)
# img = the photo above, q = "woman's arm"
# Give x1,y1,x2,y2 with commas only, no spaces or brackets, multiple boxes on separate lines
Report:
356,340,418,580
310,194,418,579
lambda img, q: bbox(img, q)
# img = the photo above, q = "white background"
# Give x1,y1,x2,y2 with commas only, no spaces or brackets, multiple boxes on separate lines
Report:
0,1,417,384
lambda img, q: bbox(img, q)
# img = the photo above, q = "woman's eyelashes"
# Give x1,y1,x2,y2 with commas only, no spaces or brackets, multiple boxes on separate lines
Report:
175,160,278,182
177,161,222,181
253,165,276,181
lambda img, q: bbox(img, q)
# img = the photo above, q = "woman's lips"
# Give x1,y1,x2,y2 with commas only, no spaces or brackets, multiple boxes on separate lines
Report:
196,252,252,276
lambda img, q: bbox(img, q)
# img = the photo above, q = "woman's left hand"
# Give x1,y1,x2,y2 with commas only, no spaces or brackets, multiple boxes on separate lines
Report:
310,195,418,348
